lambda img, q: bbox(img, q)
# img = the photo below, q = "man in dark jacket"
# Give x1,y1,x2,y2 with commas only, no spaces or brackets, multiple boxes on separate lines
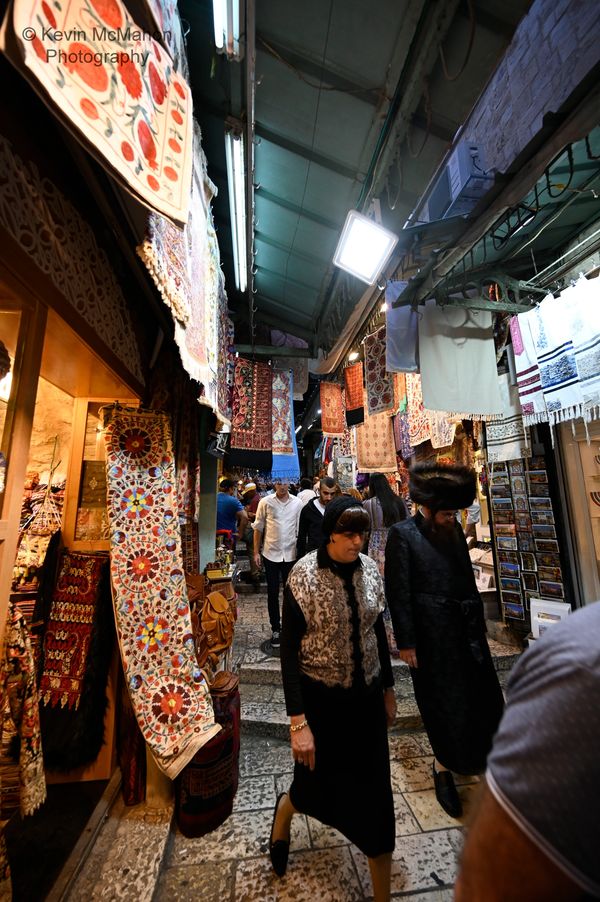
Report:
384,463,504,819
296,477,336,557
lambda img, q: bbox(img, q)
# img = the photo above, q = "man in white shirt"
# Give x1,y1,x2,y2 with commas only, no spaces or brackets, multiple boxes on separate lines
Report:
253,480,303,648
297,477,317,506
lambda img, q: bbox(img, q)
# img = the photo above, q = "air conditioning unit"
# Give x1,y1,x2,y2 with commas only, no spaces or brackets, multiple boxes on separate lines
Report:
421,142,494,222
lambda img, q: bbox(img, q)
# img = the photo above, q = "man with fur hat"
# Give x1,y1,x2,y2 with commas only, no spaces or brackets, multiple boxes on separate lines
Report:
384,462,504,819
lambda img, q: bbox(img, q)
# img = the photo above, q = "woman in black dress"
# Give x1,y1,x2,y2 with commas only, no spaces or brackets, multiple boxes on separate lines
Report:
270,496,396,901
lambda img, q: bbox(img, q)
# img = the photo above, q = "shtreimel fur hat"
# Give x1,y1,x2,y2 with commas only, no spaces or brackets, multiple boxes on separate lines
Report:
409,462,476,512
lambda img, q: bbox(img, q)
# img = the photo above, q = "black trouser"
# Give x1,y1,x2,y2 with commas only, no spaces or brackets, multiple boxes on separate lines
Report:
262,557,294,632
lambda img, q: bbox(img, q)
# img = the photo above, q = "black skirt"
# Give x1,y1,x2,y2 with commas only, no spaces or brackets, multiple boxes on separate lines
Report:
288,675,395,858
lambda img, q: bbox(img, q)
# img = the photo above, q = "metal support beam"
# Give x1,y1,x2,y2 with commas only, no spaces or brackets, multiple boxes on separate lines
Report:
234,344,313,357
255,123,364,182
254,292,315,323
256,187,339,231
255,230,331,268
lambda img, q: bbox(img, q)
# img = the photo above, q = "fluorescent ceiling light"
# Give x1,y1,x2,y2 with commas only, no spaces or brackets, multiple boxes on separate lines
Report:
212,0,244,60
225,129,247,293
333,210,399,285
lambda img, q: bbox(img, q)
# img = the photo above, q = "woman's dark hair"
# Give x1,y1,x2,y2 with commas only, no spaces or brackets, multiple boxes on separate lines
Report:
322,496,369,540
368,473,407,527
300,477,313,490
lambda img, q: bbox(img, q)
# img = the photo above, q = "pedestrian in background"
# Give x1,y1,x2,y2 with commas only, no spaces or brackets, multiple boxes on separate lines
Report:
364,472,408,579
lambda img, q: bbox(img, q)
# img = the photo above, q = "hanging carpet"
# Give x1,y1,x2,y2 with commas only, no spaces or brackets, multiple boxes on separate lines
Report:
385,282,419,373
229,359,273,472
363,327,396,416
0,0,193,227
509,313,547,426
271,330,310,400
356,395,397,473
486,373,531,462
320,382,345,437
418,300,503,419
271,369,300,482
105,409,219,778
344,362,364,426
406,374,431,447
38,552,115,771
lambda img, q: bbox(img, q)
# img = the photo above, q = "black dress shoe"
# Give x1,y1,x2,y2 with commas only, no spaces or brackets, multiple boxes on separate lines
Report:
269,792,290,877
433,764,463,818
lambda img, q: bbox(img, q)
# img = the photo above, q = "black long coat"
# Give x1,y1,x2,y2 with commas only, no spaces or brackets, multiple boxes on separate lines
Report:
384,513,504,774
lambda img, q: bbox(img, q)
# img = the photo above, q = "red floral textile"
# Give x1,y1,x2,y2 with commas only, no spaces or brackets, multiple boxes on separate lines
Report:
105,409,219,778
39,552,106,710
364,327,396,415
2,0,192,226
344,363,364,410
230,359,272,452
320,382,345,436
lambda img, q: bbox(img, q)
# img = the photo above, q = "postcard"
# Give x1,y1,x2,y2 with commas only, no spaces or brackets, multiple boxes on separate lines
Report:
529,483,550,497
528,470,548,484
509,461,525,476
539,580,564,598
515,513,532,530
513,494,528,512
529,455,547,469
538,566,562,582
491,483,512,498
501,577,522,592
500,562,520,577
533,523,557,539
520,552,537,571
510,475,526,494
518,534,535,552
531,511,554,525
495,524,516,536
535,539,559,553
522,572,538,592
536,550,561,567
501,591,523,606
498,536,518,550
492,497,514,510
494,511,516,524
503,601,525,620
499,551,519,565
529,496,553,511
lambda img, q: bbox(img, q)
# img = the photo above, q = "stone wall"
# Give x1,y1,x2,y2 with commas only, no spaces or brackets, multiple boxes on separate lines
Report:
27,379,73,485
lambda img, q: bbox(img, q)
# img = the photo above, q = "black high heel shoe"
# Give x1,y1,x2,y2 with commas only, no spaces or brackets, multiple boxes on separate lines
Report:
269,791,290,877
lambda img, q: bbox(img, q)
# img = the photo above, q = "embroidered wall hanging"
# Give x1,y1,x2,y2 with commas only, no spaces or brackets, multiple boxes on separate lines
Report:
344,362,364,410
392,413,413,459
363,327,396,415
510,313,547,426
1,0,193,226
271,369,300,482
271,330,309,400
406,374,431,447
105,409,219,778
320,381,345,436
229,359,273,472
356,395,397,473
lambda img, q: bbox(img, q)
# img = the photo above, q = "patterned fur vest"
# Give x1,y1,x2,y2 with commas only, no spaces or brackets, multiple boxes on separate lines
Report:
286,551,385,690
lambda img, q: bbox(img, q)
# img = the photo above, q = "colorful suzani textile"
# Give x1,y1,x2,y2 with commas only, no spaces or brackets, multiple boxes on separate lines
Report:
229,359,273,471
486,373,530,462
105,409,219,778
363,327,396,415
356,398,397,473
2,0,193,226
320,382,345,436
271,369,300,482
528,294,584,426
418,301,503,419
510,313,547,426
406,374,431,447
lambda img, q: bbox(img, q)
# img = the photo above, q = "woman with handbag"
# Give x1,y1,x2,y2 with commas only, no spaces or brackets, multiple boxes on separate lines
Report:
270,496,396,901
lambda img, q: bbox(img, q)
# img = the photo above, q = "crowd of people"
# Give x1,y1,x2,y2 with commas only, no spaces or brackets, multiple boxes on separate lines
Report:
214,464,598,902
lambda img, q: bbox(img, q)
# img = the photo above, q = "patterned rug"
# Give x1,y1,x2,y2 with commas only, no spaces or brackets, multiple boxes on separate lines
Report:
406,374,431,446
356,395,397,472
229,359,273,471
271,369,300,481
510,313,547,426
320,381,345,436
105,409,219,778
344,362,364,410
3,0,193,226
486,373,531,462
270,331,310,400
364,327,396,415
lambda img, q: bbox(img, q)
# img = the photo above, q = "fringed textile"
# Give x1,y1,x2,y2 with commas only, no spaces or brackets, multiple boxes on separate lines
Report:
3,0,193,226
105,409,219,778
229,359,273,471
486,373,531,462
419,300,503,419
392,413,414,459
528,294,584,426
356,397,397,472
320,382,345,436
364,327,396,415
271,369,300,482
406,374,431,447
427,411,457,450
510,313,547,426
566,279,600,421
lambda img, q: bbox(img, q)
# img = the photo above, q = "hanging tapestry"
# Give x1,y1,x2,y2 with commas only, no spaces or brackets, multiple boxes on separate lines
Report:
528,294,584,426
39,552,107,710
356,397,397,473
385,282,419,373
363,327,396,415
229,359,273,472
344,362,364,410
486,373,531,462
271,369,300,482
510,313,547,426
427,410,457,450
105,409,219,778
1,0,193,227
406,374,431,447
418,301,503,419
392,413,413,459
320,382,345,436
334,456,354,489
563,279,600,420
139,0,178,57
270,330,310,399
218,313,235,427
39,553,115,771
